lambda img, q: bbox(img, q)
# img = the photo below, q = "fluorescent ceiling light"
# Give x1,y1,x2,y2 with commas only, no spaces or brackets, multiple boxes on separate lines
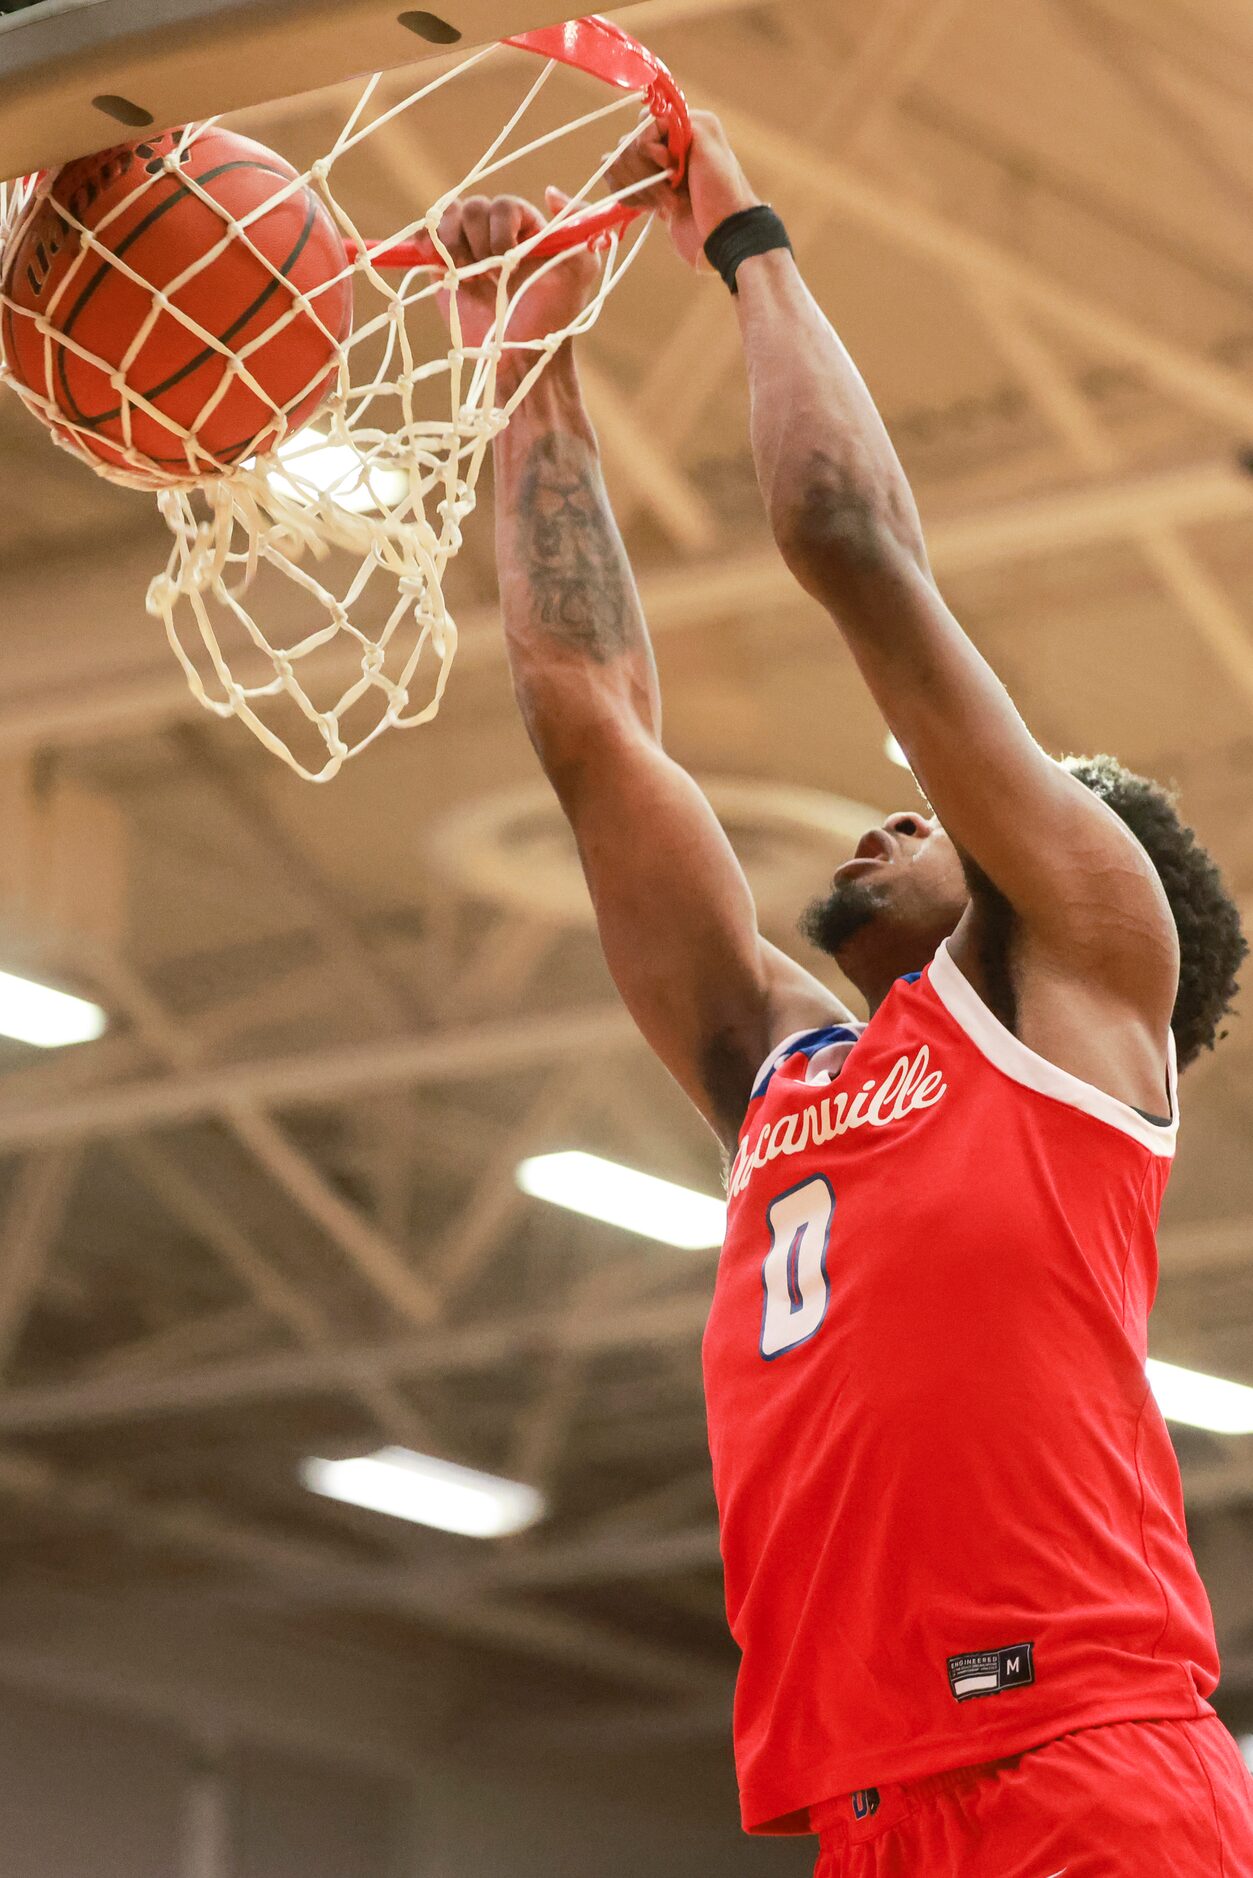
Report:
885,733,911,770
517,1150,726,1250
263,429,409,516
302,1447,544,1538
0,969,105,1048
1147,1358,1253,1435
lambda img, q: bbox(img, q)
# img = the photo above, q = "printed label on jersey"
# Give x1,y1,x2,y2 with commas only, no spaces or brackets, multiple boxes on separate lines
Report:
946,1641,1035,1702
728,1045,947,1198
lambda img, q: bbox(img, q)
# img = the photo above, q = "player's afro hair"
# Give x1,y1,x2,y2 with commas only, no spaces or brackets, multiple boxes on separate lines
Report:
1063,754,1247,1071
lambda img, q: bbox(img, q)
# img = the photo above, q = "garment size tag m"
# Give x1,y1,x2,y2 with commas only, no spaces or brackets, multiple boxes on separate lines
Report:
947,1642,1035,1702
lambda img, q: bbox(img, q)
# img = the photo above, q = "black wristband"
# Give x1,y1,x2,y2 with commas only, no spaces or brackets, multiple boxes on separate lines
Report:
703,205,793,294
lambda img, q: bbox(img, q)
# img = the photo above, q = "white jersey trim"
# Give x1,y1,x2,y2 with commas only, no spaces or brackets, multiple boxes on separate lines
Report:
928,938,1177,1158
750,1022,867,1100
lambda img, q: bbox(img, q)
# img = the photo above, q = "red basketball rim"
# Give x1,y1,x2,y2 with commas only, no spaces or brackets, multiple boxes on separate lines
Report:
349,13,690,272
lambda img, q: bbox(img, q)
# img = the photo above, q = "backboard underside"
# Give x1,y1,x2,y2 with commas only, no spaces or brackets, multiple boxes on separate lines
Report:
0,0,611,181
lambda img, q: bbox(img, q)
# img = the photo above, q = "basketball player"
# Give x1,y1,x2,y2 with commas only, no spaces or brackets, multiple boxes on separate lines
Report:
436,111,1253,1875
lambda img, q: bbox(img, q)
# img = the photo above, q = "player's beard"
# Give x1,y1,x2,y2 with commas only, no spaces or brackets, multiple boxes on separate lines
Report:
798,876,881,959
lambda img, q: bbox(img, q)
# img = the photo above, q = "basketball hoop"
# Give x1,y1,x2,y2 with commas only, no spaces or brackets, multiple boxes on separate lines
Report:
0,16,690,781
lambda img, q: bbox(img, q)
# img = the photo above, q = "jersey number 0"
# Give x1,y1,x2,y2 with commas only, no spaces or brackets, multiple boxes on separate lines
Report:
760,1174,835,1359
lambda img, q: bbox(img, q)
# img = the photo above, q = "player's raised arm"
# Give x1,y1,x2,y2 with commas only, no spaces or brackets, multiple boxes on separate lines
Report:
436,195,848,1147
620,119,1178,1022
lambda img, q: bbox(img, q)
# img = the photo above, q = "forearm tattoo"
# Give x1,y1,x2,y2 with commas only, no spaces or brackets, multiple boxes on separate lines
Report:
516,434,635,662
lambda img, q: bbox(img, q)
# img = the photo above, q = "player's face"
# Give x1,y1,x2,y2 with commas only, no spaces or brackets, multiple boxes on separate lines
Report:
800,812,970,984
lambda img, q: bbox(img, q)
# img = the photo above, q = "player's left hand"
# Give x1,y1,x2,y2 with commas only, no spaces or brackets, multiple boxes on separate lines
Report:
434,189,601,356
607,109,761,271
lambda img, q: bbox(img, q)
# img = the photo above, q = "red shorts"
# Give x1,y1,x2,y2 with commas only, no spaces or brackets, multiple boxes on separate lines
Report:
811,1716,1253,1877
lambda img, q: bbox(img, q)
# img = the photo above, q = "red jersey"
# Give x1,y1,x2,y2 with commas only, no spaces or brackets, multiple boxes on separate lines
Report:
702,939,1220,1835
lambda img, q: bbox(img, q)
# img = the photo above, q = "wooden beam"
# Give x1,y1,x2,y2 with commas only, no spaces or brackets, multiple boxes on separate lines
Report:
119,1137,436,1453
632,0,970,464
0,1585,439,1777
0,1147,80,1375
84,1304,271,1378
0,1191,1243,1435
0,1289,715,1432
87,951,439,1328
1160,1215,1253,1278
504,1261,642,1491
1133,533,1253,712
970,287,1253,710
708,96,1253,434
174,726,426,1029
609,0,768,25
582,357,720,553
1075,0,1253,120
0,1002,638,1151
0,1447,726,1699
0,462,1249,753
926,461,1253,571
179,1754,231,1878
430,1063,592,1309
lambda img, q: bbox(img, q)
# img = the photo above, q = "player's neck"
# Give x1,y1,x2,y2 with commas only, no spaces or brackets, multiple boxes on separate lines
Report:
839,929,944,1013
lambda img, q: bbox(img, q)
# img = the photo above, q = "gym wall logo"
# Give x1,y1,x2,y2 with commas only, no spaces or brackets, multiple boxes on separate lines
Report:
727,1046,948,1199
947,1642,1036,1702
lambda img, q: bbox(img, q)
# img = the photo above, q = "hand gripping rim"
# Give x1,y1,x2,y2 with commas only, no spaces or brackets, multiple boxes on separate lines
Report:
349,12,690,271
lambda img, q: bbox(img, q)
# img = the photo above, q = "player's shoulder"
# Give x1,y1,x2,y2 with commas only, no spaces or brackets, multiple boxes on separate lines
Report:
760,937,857,1044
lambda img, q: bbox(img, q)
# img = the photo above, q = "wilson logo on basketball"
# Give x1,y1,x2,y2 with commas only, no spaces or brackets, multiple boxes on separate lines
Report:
60,142,193,231
24,222,70,299
728,1047,948,1199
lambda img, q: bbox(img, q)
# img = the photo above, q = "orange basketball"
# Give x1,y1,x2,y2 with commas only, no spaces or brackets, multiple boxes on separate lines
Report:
1,124,353,483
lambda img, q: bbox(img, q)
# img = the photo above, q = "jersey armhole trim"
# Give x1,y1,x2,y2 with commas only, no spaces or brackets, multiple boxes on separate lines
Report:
749,1023,866,1101
928,938,1178,1158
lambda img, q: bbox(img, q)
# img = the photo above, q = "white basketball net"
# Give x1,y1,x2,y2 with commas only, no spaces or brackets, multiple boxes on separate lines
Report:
0,42,662,779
